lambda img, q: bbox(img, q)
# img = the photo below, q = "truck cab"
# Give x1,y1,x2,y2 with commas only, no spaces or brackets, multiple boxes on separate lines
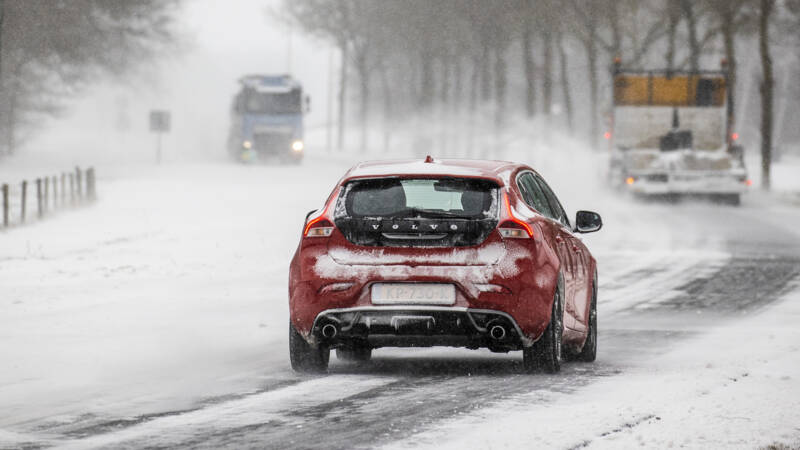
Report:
228,74,307,164
607,62,749,205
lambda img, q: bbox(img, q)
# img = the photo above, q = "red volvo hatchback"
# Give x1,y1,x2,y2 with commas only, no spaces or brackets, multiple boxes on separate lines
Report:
288,157,602,373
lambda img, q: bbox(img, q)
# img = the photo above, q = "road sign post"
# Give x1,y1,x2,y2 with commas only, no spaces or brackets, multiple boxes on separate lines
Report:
149,110,171,164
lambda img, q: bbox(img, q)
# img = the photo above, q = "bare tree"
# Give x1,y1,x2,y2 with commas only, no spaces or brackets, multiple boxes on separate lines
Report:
0,0,180,157
758,0,775,190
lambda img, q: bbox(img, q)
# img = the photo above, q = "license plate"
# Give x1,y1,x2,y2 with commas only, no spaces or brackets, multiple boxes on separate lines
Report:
371,283,456,305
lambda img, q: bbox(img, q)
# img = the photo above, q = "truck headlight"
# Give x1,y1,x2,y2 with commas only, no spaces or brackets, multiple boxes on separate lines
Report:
242,140,252,149
292,140,304,152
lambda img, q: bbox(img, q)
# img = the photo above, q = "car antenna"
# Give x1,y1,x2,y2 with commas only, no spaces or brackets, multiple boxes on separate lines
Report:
424,155,435,163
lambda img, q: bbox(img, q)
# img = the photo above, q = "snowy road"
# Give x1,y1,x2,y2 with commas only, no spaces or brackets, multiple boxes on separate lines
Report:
2,156,799,449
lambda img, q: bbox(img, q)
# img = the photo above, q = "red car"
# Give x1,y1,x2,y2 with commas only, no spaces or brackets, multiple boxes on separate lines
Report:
288,157,602,373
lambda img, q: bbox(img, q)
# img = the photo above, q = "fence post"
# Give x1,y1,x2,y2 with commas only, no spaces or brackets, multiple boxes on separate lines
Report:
2,184,8,228
45,177,51,214
86,167,96,201
61,173,66,205
35,179,42,218
69,173,75,205
21,180,27,223
75,167,83,201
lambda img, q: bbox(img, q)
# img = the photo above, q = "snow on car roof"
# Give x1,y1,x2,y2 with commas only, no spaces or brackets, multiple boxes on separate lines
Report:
341,157,520,186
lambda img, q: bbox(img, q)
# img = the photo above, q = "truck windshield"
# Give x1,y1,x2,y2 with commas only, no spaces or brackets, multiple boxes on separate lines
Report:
238,89,302,114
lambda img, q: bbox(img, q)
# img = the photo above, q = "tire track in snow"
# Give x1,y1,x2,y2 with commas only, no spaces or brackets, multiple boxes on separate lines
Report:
51,376,396,450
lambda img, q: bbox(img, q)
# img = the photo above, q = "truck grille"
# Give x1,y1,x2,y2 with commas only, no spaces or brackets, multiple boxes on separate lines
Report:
253,132,291,154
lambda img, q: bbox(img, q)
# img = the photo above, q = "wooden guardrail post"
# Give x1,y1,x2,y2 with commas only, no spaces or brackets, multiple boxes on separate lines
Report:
86,167,96,201
1,184,8,228
75,167,83,201
44,177,49,214
69,173,75,205
51,175,57,208
36,178,43,218
21,180,27,223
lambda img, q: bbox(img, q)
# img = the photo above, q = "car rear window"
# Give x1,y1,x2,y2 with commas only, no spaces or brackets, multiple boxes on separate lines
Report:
333,177,499,247
341,178,497,219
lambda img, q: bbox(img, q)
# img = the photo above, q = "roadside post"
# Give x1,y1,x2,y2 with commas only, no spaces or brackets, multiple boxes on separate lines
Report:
21,180,27,223
2,184,8,228
149,110,171,164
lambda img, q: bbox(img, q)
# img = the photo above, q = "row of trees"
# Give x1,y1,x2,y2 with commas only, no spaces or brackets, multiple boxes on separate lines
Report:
0,0,181,158
283,0,798,188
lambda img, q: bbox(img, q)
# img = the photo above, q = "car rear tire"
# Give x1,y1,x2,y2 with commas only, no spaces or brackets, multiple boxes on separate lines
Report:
289,322,329,373
574,279,597,362
336,347,372,363
523,286,563,374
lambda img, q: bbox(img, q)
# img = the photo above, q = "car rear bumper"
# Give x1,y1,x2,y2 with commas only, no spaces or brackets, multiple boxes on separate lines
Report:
310,306,533,351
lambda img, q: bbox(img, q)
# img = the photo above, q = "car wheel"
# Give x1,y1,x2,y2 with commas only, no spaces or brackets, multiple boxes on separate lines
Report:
336,347,372,363
289,321,329,373
574,279,597,362
523,286,563,374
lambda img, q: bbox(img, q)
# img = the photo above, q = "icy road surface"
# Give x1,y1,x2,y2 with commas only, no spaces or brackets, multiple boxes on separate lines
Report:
1,156,799,449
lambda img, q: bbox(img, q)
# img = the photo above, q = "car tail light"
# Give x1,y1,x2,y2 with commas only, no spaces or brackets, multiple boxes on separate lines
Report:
305,218,334,237
498,222,530,239
303,190,338,238
499,192,533,239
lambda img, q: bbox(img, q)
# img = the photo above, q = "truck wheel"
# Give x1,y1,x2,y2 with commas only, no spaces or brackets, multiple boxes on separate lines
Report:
336,347,372,363
289,322,329,373
523,287,563,374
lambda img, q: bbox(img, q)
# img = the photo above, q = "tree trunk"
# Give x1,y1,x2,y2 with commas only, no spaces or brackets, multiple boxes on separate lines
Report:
721,17,737,142
0,0,5,157
521,0,536,117
379,63,392,154
584,33,599,149
681,0,701,72
453,55,463,114
494,46,507,131
759,0,774,190
468,54,479,156
480,43,491,104
665,0,680,71
557,31,574,132
542,29,553,116
419,50,434,109
337,40,347,151
357,58,369,153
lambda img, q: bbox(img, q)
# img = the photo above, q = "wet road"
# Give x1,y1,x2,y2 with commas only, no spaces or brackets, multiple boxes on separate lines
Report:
3,164,800,450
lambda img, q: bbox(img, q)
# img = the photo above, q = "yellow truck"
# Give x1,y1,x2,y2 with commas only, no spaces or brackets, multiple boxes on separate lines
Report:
607,60,749,205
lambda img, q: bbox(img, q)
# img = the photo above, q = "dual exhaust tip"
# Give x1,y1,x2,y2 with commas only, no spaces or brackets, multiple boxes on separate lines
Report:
321,323,338,339
489,324,507,341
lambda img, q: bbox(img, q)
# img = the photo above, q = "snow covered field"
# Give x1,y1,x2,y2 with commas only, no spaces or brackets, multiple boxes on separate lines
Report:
1,141,800,448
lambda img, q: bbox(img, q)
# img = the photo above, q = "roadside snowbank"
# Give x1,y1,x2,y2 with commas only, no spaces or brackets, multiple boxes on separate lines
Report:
384,286,800,450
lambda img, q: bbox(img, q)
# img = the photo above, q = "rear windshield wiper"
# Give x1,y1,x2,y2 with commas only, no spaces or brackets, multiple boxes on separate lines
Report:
401,208,471,219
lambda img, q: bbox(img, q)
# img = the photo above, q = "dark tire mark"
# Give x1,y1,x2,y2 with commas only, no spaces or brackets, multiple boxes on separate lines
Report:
656,256,800,312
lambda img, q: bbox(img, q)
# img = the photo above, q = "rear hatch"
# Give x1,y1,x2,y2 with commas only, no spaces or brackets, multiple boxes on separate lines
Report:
330,177,503,266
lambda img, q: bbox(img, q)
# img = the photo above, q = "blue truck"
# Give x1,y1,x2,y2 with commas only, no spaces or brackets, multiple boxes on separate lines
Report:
228,74,308,164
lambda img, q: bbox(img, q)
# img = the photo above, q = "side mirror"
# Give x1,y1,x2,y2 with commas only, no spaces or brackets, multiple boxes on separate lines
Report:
575,210,602,233
304,209,318,224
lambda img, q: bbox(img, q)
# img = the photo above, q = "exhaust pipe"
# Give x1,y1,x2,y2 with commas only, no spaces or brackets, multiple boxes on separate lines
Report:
489,325,506,340
321,323,338,339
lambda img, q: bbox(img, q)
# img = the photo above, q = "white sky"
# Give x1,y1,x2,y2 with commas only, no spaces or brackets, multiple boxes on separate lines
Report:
27,0,333,164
